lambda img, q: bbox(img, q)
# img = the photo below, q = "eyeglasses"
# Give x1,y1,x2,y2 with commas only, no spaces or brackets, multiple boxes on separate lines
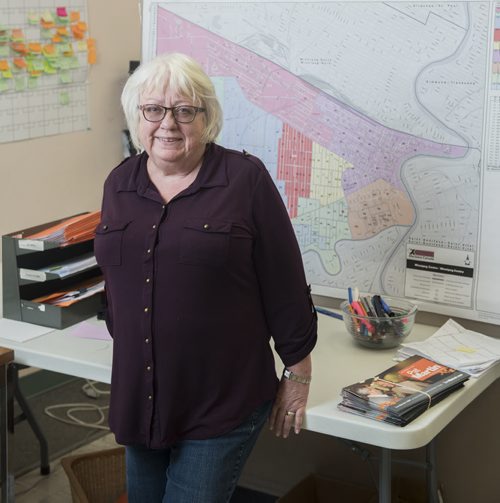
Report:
138,104,206,124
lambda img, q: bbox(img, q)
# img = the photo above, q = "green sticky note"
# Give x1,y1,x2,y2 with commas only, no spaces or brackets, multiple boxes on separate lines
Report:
59,69,72,84
0,79,9,92
28,11,39,25
60,91,70,105
41,29,52,39
43,60,57,74
0,45,9,57
2,69,12,79
15,75,26,91
28,76,39,89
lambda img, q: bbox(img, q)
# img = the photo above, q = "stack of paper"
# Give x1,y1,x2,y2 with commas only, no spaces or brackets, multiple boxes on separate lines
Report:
396,319,500,377
22,211,100,246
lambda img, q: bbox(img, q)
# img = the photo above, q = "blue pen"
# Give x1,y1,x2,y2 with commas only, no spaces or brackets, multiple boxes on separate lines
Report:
379,296,395,317
314,306,343,320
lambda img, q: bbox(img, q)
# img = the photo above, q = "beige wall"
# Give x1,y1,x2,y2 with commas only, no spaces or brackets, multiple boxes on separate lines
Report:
0,0,141,295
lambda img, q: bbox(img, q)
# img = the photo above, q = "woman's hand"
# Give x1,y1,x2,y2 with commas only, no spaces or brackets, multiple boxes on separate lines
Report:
269,355,312,438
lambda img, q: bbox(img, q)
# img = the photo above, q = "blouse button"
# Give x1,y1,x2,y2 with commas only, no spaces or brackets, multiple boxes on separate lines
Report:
148,395,152,400
203,224,209,230
144,307,149,313
146,278,150,283
147,249,151,254
152,224,156,229
145,338,150,344
102,225,108,230
146,365,151,371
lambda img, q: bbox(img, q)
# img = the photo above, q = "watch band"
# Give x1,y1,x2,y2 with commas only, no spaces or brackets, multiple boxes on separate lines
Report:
282,368,312,385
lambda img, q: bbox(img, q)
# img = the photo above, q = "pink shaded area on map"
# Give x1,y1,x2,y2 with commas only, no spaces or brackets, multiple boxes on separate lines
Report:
156,8,468,204
277,124,313,218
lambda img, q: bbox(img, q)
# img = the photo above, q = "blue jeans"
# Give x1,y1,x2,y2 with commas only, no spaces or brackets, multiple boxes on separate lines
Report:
125,401,271,503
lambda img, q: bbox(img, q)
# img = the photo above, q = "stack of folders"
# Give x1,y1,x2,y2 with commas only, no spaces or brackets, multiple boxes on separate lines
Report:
338,355,469,426
19,211,100,246
32,276,105,307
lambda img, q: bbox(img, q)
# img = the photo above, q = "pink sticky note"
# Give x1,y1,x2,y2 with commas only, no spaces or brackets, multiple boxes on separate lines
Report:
67,320,112,341
57,7,68,17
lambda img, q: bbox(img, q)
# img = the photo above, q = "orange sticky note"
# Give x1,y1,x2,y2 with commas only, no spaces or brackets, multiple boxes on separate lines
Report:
41,20,55,29
57,27,69,37
70,11,80,22
11,42,27,54
0,60,9,71
13,57,27,69
87,38,96,49
52,35,62,43
71,25,85,40
43,44,56,56
88,48,96,64
28,42,42,53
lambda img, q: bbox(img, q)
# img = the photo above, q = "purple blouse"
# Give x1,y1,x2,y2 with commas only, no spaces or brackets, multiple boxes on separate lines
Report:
94,143,317,449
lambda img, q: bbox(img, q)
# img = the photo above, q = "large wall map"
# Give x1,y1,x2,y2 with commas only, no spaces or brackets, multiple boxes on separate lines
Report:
143,1,500,325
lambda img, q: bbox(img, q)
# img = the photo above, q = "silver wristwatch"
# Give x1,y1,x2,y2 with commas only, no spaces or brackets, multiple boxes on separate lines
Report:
282,368,312,385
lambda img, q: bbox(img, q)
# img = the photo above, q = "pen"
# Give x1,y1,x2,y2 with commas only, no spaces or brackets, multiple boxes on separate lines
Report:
360,297,375,317
314,306,343,320
379,296,395,317
351,301,375,334
348,287,353,304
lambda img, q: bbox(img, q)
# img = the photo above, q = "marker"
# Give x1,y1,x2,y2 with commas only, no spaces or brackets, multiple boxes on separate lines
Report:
314,306,343,320
351,301,375,334
348,287,353,304
353,287,360,302
379,296,395,317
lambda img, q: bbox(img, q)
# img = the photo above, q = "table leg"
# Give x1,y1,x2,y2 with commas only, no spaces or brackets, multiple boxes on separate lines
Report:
426,439,439,502
0,351,15,502
379,447,392,503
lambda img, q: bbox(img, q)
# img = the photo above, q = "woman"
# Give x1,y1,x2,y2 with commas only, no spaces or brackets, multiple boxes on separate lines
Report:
94,52,317,503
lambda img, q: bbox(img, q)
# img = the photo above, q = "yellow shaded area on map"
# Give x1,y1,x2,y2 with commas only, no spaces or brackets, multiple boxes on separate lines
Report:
309,142,352,206
346,178,414,239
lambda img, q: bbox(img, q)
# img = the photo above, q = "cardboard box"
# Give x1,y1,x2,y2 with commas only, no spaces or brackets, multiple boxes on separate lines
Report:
278,474,378,503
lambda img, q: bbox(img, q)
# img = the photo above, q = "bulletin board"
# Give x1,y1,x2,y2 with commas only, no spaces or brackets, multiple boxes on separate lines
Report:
0,0,96,143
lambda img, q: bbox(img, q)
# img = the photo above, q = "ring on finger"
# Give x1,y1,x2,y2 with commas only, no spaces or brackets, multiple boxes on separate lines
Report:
285,410,296,416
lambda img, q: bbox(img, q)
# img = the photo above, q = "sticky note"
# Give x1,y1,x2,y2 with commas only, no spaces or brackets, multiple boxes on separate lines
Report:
43,44,56,56
28,76,39,88
59,43,73,56
70,11,80,22
0,60,9,71
43,60,57,74
2,69,12,79
87,38,96,49
0,79,9,92
57,7,68,17
41,20,55,30
60,91,70,105
76,41,87,52
57,27,69,37
11,42,27,54
0,45,9,57
41,10,54,23
59,69,72,83
13,58,27,69
52,35,62,43
28,42,42,54
28,11,39,25
11,29,25,41
15,75,26,91
88,48,96,65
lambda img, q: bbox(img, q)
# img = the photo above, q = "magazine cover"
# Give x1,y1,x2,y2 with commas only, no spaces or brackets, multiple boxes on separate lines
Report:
339,355,469,426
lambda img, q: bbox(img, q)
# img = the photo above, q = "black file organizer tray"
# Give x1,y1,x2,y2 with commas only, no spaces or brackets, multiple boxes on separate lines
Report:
2,214,104,329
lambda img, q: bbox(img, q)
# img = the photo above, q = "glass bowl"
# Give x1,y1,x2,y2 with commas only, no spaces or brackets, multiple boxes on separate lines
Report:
340,296,417,349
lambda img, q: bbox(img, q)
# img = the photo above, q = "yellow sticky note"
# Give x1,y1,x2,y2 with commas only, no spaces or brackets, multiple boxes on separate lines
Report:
57,27,69,37
456,346,476,354
43,60,56,74
2,69,12,78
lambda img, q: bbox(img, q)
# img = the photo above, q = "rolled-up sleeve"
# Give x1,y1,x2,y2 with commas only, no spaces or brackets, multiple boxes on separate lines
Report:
251,168,317,367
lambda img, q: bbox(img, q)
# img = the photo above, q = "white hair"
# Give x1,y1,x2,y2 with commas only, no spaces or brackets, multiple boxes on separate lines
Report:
121,53,223,151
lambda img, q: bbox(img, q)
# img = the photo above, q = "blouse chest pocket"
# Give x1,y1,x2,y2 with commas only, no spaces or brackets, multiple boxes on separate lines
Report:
180,218,232,267
94,220,131,267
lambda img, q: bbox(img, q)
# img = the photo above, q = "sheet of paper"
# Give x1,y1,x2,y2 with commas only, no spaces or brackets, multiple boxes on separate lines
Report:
0,318,53,343
66,321,111,341
399,319,500,376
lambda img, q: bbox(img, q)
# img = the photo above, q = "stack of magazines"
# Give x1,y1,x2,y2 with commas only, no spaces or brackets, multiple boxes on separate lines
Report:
338,356,469,426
